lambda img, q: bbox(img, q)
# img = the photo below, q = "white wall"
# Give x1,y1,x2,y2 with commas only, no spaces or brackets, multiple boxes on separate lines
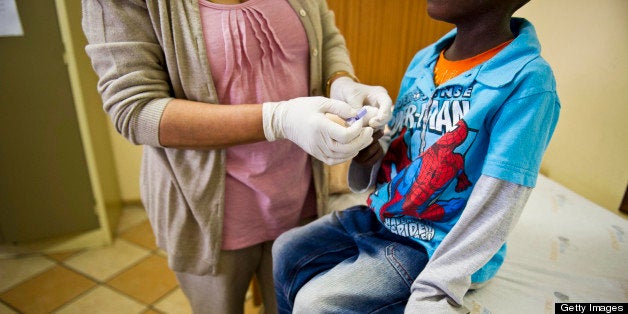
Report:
517,0,628,212
108,123,142,201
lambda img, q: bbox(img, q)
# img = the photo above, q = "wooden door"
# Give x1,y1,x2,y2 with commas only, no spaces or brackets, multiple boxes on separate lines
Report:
0,1,98,243
327,0,453,99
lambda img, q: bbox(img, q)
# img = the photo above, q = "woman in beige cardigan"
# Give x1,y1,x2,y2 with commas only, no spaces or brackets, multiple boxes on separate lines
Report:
82,0,392,313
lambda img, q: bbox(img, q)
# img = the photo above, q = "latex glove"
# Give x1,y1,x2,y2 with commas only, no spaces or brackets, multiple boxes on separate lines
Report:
330,77,393,129
262,97,374,165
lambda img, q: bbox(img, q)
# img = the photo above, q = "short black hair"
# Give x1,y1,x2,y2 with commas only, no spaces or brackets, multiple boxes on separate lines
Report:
513,0,531,13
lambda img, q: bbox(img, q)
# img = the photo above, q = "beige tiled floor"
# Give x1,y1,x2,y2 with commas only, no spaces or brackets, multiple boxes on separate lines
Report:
0,206,262,314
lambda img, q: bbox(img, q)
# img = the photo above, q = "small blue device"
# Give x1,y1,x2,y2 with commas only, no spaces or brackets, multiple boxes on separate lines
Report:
345,108,367,125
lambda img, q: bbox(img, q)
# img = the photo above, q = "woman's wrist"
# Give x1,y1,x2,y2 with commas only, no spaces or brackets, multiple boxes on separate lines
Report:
325,70,358,97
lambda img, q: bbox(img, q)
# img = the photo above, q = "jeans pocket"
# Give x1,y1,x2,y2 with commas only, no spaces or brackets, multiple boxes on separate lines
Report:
385,242,428,288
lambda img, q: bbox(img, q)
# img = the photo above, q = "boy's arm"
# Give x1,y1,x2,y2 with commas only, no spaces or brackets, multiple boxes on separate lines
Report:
347,126,392,193
404,175,532,313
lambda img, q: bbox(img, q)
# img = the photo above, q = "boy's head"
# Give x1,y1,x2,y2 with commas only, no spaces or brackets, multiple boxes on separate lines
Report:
426,0,530,25
513,0,531,13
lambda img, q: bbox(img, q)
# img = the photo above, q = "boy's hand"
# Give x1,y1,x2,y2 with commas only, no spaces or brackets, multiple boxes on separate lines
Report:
353,129,384,166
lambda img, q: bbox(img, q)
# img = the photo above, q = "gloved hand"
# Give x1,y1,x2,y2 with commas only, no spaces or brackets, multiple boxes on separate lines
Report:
330,77,393,129
262,97,374,165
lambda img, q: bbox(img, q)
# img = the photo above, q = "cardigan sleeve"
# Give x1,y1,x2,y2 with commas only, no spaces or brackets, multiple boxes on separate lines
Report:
82,0,173,146
316,1,355,85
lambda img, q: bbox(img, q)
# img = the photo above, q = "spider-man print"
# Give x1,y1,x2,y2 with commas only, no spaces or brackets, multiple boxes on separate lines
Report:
377,127,411,184
374,120,473,222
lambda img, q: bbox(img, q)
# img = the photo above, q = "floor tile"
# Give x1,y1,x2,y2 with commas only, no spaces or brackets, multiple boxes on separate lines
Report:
0,301,18,314
63,239,150,282
0,255,55,292
152,288,192,314
45,250,80,262
116,205,148,234
244,297,262,314
107,254,178,304
119,220,158,250
244,281,262,314
0,265,96,314
53,285,146,314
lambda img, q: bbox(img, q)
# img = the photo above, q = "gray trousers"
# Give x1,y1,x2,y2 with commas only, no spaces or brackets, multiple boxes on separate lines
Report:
175,241,276,314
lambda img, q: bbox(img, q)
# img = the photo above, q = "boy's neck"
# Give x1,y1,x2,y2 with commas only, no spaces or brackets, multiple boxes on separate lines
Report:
444,17,514,61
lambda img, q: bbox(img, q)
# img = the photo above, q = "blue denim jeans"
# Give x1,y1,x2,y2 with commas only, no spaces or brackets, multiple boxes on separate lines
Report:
273,206,428,314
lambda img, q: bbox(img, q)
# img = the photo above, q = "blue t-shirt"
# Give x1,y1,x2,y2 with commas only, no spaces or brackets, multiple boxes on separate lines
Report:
368,18,560,282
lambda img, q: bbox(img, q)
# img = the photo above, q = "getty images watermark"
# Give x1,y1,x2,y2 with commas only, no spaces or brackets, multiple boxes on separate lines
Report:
556,303,626,313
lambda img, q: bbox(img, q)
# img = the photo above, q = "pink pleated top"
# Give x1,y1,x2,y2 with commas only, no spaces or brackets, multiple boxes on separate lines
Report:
199,0,316,250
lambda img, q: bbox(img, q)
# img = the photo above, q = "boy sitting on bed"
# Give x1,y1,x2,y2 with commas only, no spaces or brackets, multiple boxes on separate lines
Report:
272,0,560,312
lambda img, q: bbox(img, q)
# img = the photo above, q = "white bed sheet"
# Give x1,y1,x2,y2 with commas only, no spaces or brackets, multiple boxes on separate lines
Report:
327,175,628,313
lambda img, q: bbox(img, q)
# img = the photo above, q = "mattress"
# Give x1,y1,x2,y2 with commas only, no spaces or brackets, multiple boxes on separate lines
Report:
327,175,628,313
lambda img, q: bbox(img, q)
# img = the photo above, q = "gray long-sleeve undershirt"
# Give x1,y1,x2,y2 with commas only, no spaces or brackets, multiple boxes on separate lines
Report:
348,158,531,313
